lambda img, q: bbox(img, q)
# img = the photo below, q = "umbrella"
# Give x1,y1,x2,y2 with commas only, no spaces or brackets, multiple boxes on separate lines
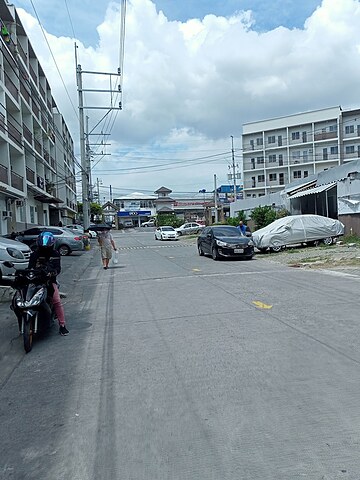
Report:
88,223,112,231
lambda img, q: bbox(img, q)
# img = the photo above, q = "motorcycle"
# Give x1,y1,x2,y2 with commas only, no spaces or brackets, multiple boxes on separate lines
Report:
1,261,56,353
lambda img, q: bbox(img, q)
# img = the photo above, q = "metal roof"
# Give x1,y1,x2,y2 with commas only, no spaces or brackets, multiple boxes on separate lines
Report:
289,182,337,199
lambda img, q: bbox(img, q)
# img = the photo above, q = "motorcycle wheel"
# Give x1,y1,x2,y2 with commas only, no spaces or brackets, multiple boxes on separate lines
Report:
23,319,33,353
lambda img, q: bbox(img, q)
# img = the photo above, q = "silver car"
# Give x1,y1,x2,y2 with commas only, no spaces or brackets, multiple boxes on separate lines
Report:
0,237,31,279
16,226,84,256
252,214,345,253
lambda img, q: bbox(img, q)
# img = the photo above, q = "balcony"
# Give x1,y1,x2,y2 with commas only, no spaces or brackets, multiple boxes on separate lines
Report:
26,167,35,184
23,124,33,144
29,64,37,83
17,42,27,64
0,113,5,134
314,131,337,141
4,72,19,102
20,80,31,104
34,138,42,155
0,164,8,184
32,100,40,118
11,171,24,191
8,120,22,147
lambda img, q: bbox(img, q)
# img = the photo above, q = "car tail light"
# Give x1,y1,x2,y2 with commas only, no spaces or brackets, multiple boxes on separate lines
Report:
74,236,82,241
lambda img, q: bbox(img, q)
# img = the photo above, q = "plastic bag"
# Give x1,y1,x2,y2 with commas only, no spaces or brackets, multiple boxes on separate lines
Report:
112,250,119,264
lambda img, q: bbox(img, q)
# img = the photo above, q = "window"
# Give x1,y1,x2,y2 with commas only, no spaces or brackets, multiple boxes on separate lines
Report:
279,154,283,166
346,145,355,154
291,131,300,140
292,151,300,163
293,170,301,179
269,173,277,182
256,137,263,146
304,171,309,178
323,148,328,160
279,173,284,185
302,131,307,142
268,135,275,144
258,174,265,183
329,124,337,132
277,135,282,146
330,146,338,155
256,156,264,164
345,125,355,134
268,154,276,163
250,139,254,150
30,206,35,224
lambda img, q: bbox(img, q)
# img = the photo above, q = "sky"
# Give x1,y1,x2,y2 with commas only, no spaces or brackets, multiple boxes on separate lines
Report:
10,0,360,200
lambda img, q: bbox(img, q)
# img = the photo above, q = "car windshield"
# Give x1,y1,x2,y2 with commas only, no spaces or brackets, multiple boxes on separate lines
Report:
213,227,241,237
162,227,175,231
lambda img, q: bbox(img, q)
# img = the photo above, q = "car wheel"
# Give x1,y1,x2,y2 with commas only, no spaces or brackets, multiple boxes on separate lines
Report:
323,237,333,245
271,244,283,253
58,244,71,256
154,235,158,240
198,244,204,256
211,247,219,260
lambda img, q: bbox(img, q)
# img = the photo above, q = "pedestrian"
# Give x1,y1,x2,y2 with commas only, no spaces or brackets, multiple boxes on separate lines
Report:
28,231,69,336
237,220,247,235
58,220,63,227
97,228,117,269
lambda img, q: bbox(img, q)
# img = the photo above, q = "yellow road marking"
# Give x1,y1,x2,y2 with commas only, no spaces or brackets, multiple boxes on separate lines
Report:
252,301,273,309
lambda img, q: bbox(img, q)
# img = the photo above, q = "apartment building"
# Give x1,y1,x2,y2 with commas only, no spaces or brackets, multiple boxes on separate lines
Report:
0,0,77,235
242,106,360,199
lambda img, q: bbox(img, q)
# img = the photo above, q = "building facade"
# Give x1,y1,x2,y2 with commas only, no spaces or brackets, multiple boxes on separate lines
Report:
0,0,76,235
242,106,360,199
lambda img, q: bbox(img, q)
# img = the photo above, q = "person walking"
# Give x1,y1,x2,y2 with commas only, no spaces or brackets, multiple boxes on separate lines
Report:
237,220,247,235
97,228,117,269
28,231,69,336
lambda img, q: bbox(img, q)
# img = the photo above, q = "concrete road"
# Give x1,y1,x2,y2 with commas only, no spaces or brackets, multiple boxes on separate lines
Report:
0,229,360,479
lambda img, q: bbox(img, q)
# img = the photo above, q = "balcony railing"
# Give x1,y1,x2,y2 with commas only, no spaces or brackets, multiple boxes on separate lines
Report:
0,164,8,184
26,167,35,184
8,120,22,147
32,100,40,118
23,124,33,144
314,131,337,141
11,171,24,191
29,64,37,83
20,80,31,104
34,138,42,155
4,72,19,102
17,42,27,64
44,150,50,164
0,113,5,134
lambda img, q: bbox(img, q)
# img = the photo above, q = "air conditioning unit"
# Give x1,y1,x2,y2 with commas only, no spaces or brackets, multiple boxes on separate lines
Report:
2,210,12,219
16,200,24,207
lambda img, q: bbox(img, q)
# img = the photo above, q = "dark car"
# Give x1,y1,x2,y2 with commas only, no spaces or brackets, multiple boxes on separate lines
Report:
197,225,254,260
16,226,84,256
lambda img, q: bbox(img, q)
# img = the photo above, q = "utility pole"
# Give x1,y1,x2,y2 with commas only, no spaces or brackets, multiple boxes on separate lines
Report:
231,135,237,203
214,174,218,223
75,44,123,229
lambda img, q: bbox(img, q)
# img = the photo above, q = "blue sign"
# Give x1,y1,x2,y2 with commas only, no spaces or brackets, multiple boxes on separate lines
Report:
118,211,152,216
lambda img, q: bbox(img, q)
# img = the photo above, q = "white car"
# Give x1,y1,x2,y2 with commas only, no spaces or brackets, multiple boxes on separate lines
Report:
252,214,345,253
0,237,31,279
175,222,205,236
141,220,156,227
155,226,179,241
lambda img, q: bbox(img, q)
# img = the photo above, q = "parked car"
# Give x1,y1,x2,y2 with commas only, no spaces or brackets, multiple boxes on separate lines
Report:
197,225,254,260
176,222,204,236
252,214,345,253
121,220,133,228
154,226,179,241
0,237,32,279
141,220,156,227
15,226,84,256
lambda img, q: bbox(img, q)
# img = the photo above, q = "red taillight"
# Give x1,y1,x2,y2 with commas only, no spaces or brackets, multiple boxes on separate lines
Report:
74,236,82,241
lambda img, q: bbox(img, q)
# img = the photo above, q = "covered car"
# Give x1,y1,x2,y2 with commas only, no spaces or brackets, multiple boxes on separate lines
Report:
252,214,344,252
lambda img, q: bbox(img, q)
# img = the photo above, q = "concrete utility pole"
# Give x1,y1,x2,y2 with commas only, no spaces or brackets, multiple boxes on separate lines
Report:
214,174,218,223
231,135,237,203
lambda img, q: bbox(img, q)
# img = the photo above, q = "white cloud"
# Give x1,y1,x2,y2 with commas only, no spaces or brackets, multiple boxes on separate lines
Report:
16,0,360,194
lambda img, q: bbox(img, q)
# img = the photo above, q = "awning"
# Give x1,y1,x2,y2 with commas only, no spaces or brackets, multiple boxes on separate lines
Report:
289,182,337,199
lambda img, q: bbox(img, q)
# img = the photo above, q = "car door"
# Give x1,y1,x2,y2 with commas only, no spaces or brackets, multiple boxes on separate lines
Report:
201,227,212,254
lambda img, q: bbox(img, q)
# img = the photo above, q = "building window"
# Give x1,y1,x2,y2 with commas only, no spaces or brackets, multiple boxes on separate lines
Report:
268,135,275,144
269,173,277,182
291,131,300,140
277,136,282,146
256,137,263,146
258,175,265,183
345,145,355,154
251,177,256,188
279,154,283,166
293,170,301,179
279,173,284,185
256,156,264,164
30,206,35,223
250,139,254,150
303,150,308,162
329,124,337,132
330,146,338,155
292,151,300,163
302,131,307,142
304,171,309,178
345,125,355,134
268,154,276,163
323,148,328,160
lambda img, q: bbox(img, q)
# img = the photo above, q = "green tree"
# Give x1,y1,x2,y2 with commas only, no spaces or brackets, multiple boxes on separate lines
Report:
226,211,247,226
250,205,276,230
157,214,182,227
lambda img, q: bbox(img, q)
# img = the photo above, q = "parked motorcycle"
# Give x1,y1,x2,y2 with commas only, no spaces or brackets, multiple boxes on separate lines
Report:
1,261,56,353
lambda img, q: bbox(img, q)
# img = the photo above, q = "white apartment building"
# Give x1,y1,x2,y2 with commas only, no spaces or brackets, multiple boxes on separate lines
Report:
0,0,76,235
242,106,360,198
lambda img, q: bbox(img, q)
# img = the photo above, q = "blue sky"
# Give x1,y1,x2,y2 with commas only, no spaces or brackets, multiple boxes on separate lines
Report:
14,0,322,47
12,0,360,196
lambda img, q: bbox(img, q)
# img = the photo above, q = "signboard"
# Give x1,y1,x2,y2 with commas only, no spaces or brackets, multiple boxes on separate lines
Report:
124,201,140,211
117,210,151,216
